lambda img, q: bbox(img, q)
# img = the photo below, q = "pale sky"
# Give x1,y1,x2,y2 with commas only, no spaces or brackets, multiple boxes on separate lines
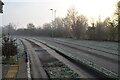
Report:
0,0,119,28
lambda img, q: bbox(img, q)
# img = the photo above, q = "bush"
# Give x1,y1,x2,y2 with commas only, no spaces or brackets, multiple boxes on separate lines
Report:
2,34,17,61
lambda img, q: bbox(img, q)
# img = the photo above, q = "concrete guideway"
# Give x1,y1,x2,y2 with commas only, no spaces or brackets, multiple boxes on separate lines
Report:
41,38,119,64
36,38,118,74
30,38,119,78
21,39,48,79
27,38,108,78
20,38,119,79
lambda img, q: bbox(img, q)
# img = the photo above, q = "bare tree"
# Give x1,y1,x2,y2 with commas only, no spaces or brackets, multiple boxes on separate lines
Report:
65,8,88,39
66,8,78,38
95,21,104,40
74,15,87,39
2,23,16,35
42,23,52,36
52,17,64,37
62,17,72,38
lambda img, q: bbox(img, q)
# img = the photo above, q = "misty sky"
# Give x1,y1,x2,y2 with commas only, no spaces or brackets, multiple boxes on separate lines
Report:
0,0,118,28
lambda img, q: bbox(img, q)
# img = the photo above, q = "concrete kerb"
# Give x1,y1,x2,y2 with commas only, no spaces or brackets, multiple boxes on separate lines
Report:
21,39,48,79
20,39,31,79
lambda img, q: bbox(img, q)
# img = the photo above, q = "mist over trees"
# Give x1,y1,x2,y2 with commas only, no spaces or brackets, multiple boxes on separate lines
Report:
2,1,120,42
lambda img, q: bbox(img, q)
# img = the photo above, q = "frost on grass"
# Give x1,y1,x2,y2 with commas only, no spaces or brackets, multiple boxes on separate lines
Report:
55,38,118,55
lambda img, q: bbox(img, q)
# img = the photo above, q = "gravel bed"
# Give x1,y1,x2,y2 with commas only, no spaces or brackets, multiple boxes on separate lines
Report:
44,61,80,78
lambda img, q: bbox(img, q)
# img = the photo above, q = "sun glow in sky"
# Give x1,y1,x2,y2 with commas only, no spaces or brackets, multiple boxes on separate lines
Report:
0,0,119,28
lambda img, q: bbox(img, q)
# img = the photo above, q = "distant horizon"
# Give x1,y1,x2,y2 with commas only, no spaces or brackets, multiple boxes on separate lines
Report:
1,0,119,28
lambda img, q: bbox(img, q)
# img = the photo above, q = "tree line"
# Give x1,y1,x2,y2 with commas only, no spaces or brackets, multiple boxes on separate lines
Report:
2,1,120,42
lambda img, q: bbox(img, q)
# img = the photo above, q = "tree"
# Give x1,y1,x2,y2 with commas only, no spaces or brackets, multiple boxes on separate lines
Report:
86,23,95,40
104,16,118,41
116,1,120,42
74,15,87,39
53,17,65,37
65,8,88,39
95,21,106,40
2,23,16,35
26,23,36,36
27,23,35,29
62,17,72,38
108,22,117,41
104,17,111,40
110,1,120,41
42,23,52,36
118,1,120,42
66,8,78,38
